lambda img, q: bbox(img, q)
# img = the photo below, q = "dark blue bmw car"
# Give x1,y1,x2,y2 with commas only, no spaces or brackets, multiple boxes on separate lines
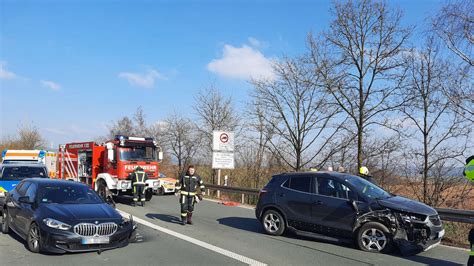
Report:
1,178,135,253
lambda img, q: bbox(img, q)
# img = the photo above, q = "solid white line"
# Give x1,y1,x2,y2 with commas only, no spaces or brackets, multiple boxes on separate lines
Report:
117,209,267,266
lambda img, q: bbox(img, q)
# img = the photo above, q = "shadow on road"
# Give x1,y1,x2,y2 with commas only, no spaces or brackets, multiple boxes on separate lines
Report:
146,213,182,224
216,217,463,265
399,255,464,266
113,196,134,206
217,217,265,233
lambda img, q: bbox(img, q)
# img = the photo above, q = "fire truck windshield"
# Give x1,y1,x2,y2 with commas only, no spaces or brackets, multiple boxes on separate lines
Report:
119,147,156,162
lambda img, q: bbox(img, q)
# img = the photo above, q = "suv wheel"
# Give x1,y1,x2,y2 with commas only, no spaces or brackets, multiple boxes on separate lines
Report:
262,210,285,236
1,209,9,234
357,222,393,253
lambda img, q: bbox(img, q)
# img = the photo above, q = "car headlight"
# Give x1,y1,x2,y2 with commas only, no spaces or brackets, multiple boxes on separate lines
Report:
43,218,71,230
399,213,426,222
121,215,134,228
153,181,159,187
121,182,128,189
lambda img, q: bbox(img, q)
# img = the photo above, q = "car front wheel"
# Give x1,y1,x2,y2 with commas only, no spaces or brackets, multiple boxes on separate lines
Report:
1,209,9,234
262,210,285,236
357,222,393,253
27,223,42,253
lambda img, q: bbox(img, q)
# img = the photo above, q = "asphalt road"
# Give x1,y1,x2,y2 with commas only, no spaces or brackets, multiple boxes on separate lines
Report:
0,195,469,266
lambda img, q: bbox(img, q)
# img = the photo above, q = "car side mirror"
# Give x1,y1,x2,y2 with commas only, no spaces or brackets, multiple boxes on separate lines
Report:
19,196,33,204
350,200,359,214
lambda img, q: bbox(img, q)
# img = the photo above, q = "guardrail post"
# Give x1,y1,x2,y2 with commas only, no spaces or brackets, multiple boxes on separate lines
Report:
217,169,221,199
241,193,244,204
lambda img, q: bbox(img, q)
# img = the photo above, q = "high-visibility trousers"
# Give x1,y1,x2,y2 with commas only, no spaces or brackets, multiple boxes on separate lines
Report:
180,195,195,218
133,184,146,202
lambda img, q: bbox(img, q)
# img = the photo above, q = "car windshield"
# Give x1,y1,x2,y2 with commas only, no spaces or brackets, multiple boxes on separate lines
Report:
38,184,103,204
1,166,47,180
119,146,156,161
344,175,392,200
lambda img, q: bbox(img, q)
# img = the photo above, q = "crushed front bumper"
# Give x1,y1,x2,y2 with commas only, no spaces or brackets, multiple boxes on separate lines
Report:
38,222,134,254
393,215,444,255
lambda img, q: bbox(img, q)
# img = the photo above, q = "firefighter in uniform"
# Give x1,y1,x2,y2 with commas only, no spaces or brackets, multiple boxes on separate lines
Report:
130,166,148,207
358,166,377,184
175,165,205,225
464,156,474,266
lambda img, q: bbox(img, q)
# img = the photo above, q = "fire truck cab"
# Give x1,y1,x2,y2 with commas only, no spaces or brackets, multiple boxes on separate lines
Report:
58,135,163,201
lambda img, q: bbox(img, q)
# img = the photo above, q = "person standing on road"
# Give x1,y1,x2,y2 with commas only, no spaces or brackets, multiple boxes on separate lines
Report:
130,166,148,207
464,156,474,266
175,165,205,225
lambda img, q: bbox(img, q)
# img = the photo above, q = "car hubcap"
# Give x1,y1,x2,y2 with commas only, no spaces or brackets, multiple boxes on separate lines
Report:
264,213,280,233
361,228,387,251
29,226,39,250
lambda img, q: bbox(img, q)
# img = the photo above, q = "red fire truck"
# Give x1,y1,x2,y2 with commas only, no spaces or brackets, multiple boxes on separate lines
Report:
57,135,163,201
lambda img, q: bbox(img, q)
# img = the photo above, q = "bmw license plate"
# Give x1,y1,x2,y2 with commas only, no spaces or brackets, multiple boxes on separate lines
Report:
81,236,110,244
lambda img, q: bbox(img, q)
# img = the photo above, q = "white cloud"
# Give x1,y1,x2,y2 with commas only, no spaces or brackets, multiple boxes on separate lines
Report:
40,80,61,91
118,69,166,89
0,61,17,79
248,37,268,49
207,43,276,81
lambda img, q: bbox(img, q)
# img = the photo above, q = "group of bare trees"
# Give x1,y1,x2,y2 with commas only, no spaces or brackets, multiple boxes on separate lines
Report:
0,124,45,161
102,0,472,208
245,0,473,207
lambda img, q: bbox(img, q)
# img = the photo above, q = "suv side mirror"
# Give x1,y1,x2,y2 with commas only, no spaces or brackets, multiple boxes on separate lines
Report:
350,200,359,214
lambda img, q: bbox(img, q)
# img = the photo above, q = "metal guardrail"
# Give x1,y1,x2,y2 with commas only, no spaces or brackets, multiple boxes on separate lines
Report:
204,184,474,224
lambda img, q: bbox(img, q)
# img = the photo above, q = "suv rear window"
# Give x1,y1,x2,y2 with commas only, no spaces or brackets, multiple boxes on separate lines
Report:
1,166,47,180
283,175,312,193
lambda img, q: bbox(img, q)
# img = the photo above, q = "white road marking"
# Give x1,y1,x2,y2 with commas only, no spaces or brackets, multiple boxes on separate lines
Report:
117,209,267,266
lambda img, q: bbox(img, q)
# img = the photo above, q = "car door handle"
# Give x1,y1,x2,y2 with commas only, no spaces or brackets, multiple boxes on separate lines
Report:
313,200,325,205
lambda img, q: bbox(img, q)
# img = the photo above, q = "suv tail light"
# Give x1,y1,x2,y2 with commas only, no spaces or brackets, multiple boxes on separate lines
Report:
259,188,268,198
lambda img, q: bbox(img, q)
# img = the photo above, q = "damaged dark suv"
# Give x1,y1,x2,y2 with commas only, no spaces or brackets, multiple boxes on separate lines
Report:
255,171,444,254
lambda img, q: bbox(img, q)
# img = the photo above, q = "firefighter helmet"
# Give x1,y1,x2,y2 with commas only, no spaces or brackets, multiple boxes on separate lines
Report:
464,156,474,183
359,166,369,176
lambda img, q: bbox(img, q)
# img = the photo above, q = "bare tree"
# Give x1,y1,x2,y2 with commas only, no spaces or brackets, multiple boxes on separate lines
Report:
433,0,474,66
133,106,148,136
194,86,240,135
251,57,343,171
17,124,45,149
163,112,202,175
432,0,474,123
308,0,411,170
107,116,135,138
194,86,240,183
400,37,472,205
239,103,276,188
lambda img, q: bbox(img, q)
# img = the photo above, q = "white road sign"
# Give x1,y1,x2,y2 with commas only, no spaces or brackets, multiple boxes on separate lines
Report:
213,131,234,151
212,151,235,169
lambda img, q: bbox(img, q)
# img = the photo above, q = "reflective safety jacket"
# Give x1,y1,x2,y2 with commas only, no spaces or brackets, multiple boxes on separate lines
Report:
130,170,148,185
175,174,205,196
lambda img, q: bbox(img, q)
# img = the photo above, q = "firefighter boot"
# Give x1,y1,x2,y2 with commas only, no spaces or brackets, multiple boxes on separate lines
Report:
181,216,187,225
187,212,193,225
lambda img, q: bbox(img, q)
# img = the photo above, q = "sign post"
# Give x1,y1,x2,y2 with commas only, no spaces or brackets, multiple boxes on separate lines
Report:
212,131,234,199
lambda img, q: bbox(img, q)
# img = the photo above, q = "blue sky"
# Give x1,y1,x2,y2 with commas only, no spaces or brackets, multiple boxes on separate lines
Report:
0,0,442,148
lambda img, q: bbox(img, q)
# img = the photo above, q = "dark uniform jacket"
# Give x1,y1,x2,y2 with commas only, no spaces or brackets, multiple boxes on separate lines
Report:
175,174,205,196
130,170,148,185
